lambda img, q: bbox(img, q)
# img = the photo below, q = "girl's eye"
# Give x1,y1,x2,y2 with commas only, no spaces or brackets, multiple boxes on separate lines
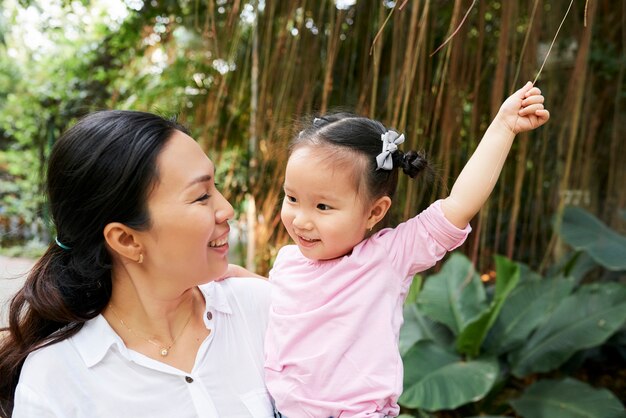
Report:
317,203,330,211
286,195,297,203
195,193,210,203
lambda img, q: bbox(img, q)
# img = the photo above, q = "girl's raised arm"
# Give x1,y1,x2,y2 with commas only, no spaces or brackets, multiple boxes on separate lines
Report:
441,81,550,228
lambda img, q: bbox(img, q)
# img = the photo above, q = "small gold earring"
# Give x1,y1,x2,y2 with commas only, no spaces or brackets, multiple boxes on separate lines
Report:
137,254,144,264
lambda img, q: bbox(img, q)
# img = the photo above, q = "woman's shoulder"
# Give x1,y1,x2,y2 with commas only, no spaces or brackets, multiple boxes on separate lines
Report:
201,278,271,317
19,333,81,389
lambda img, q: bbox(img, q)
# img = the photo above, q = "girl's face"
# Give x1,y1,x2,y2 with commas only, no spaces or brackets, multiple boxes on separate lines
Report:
281,146,374,261
138,130,234,291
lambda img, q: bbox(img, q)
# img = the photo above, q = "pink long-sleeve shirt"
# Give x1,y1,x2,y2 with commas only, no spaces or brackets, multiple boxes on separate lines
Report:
265,200,471,417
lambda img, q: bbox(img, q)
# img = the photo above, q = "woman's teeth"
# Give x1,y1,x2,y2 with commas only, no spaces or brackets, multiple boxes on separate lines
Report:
209,236,228,247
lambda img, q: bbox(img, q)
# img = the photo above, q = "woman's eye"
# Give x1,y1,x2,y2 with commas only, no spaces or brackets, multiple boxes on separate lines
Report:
195,193,210,203
317,203,330,211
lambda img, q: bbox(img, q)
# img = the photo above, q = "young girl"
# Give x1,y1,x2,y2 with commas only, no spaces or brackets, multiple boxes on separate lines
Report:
264,82,549,418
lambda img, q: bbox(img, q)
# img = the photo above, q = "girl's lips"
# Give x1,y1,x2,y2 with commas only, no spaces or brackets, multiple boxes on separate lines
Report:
297,235,320,248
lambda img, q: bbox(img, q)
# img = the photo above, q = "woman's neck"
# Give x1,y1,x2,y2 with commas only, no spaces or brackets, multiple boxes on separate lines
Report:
105,266,200,342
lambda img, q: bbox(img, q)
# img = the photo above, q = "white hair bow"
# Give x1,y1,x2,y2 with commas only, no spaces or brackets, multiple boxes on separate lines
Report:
376,130,405,170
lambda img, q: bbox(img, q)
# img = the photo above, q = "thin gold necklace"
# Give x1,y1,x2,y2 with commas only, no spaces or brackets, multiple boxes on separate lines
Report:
108,302,194,357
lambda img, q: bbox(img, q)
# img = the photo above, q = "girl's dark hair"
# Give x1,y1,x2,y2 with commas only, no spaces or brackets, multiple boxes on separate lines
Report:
292,113,429,201
0,110,188,416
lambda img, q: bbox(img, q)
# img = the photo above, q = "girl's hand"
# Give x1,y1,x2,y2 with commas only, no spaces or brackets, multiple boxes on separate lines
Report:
497,81,550,134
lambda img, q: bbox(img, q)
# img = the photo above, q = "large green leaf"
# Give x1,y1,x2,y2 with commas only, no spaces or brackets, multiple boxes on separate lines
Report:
484,277,575,355
456,255,520,357
547,251,598,285
510,283,626,377
400,341,499,410
399,303,453,355
510,378,626,418
558,206,626,271
518,262,544,282
417,253,487,335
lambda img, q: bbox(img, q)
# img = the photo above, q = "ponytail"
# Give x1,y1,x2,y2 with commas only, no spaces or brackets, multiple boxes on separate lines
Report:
392,149,429,178
0,245,111,416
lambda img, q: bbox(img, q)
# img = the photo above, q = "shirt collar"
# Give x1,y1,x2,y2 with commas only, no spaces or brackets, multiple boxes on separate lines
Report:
199,281,233,315
71,314,126,368
72,282,233,368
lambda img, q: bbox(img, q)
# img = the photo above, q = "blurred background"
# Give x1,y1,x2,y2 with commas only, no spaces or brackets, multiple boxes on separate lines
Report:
0,0,624,274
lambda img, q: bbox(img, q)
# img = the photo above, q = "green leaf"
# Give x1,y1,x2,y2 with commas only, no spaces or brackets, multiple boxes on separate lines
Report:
558,206,626,271
405,274,423,305
484,277,575,355
398,412,436,418
510,283,626,377
417,253,486,335
510,378,626,418
518,262,544,283
400,341,499,410
456,255,520,357
399,303,453,356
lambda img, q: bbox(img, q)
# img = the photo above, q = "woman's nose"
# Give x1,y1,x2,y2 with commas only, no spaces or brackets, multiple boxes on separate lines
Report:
215,192,234,223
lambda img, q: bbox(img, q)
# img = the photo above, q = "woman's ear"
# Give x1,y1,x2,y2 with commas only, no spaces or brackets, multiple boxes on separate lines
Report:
366,196,392,230
103,222,143,263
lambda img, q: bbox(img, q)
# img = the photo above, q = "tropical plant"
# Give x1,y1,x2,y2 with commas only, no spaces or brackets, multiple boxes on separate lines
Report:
398,206,626,417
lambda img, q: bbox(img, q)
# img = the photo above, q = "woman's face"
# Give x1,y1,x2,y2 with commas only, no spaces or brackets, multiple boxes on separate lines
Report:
138,130,234,291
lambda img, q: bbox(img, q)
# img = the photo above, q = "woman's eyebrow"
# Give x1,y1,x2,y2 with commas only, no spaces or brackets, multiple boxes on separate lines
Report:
186,174,213,188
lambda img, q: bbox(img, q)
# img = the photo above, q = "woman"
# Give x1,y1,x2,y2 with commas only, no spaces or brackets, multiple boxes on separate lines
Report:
0,111,273,417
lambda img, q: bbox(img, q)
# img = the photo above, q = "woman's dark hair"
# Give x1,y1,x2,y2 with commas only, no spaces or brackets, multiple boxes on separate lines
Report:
292,113,429,202
0,110,188,416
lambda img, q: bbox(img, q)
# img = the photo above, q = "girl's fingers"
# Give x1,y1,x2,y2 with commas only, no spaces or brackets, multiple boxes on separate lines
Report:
518,103,545,116
524,86,541,97
522,95,545,107
536,109,550,120
515,81,534,97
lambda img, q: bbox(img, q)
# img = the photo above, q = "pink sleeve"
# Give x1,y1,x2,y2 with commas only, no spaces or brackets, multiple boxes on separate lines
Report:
374,200,471,277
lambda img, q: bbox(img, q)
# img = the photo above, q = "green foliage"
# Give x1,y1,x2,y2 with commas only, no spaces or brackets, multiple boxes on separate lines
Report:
456,256,520,357
483,276,574,355
399,207,626,416
400,341,498,411
510,378,626,418
416,253,486,335
509,282,626,377
559,206,626,271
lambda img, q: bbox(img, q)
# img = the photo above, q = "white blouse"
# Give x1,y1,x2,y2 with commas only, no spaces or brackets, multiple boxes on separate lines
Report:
13,278,274,418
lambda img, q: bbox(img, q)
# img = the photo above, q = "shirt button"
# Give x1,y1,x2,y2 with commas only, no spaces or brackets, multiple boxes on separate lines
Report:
185,376,194,383
206,311,213,320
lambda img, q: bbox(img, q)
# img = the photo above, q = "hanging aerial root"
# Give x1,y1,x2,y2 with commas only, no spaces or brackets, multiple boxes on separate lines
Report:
430,0,478,57
533,0,575,85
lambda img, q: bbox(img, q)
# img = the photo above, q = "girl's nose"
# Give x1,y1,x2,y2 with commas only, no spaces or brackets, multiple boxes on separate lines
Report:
292,213,312,230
